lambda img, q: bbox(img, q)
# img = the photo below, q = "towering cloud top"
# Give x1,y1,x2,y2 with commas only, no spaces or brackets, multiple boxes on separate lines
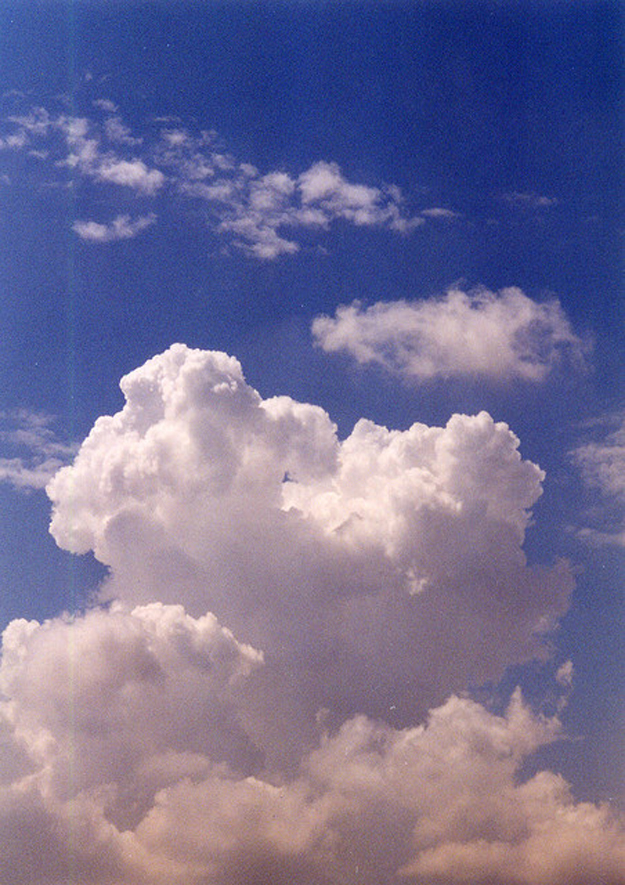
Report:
0,344,619,883
47,344,572,721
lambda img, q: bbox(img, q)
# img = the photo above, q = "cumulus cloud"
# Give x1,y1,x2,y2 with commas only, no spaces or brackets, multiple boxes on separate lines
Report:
73,212,156,243
0,100,423,258
44,345,574,736
0,410,76,490
0,612,622,885
0,344,620,882
312,287,588,383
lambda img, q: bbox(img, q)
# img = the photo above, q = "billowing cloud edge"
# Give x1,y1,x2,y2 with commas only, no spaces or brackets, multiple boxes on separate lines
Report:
0,605,623,885
1,343,621,883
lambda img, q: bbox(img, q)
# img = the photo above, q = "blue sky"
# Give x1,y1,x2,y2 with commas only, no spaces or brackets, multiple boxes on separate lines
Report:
0,3,623,883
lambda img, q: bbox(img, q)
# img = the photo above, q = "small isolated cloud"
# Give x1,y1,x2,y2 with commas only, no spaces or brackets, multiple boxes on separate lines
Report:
94,157,164,193
312,287,588,383
0,410,77,491
72,212,156,244
569,411,625,546
420,206,460,220
93,98,118,113
0,130,28,150
502,191,559,210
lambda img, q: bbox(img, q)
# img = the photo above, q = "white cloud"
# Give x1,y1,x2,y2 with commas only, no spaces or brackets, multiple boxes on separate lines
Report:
93,98,118,113
0,410,76,491
95,157,164,193
0,345,620,882
419,206,460,219
297,160,421,233
46,345,573,736
73,212,156,243
312,287,588,383
3,108,164,196
0,130,28,150
0,615,622,885
0,102,423,257
571,412,625,502
569,411,625,547
104,116,143,146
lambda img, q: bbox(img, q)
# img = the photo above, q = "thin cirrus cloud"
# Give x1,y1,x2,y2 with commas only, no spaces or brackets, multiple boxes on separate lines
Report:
0,343,621,884
312,287,589,383
0,101,424,258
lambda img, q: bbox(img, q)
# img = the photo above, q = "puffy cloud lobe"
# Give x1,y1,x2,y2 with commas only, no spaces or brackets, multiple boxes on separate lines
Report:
312,287,588,382
0,612,622,885
0,603,263,824
47,345,572,729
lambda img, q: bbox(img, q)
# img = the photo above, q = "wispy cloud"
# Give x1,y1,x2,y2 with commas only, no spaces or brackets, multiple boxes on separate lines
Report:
502,191,559,210
0,410,77,490
569,411,625,546
313,287,589,383
419,206,460,220
73,212,156,243
0,100,425,258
